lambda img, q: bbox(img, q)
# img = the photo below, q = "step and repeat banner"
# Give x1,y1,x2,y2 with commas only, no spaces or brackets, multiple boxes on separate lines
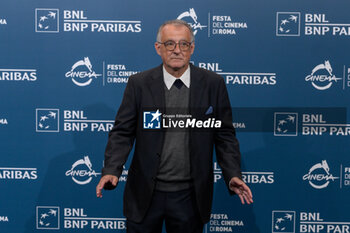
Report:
1,0,350,232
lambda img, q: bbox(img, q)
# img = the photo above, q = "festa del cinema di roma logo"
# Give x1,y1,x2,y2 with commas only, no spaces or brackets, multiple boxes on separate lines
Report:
65,156,101,185
177,8,247,36
65,57,102,87
177,8,207,35
305,60,342,90
302,160,339,189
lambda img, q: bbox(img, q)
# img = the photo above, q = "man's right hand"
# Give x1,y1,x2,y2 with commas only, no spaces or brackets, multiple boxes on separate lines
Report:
96,175,118,198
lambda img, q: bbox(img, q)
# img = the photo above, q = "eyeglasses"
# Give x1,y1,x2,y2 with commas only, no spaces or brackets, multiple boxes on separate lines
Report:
157,40,192,51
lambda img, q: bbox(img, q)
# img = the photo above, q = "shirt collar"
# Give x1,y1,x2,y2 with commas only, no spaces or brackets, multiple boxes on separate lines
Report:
163,65,190,90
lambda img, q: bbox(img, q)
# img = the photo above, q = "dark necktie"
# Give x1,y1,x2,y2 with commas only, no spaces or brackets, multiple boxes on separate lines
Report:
173,79,184,89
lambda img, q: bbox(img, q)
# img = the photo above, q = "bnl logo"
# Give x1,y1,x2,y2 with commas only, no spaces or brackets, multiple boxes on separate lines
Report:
143,110,161,129
272,211,296,233
36,109,59,132
36,206,60,229
276,12,300,36
35,9,59,33
274,112,298,136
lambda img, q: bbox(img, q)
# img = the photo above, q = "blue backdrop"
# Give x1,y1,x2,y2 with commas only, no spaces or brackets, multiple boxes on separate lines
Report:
1,0,350,232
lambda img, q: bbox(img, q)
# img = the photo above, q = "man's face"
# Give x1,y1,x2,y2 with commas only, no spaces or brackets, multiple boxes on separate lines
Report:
155,24,195,75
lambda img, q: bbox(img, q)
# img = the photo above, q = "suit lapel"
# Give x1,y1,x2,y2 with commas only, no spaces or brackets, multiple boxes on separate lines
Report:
188,64,205,165
148,65,166,110
189,64,205,112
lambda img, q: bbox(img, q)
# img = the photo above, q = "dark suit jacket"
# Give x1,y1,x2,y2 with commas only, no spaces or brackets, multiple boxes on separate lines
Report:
102,64,241,223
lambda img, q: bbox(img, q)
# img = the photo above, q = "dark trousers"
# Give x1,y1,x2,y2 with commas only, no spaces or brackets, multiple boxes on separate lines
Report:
126,188,204,233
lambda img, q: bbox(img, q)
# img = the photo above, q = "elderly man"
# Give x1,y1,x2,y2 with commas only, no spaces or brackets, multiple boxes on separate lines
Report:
96,19,253,233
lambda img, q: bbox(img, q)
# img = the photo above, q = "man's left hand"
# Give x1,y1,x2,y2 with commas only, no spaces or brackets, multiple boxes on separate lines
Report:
229,177,253,205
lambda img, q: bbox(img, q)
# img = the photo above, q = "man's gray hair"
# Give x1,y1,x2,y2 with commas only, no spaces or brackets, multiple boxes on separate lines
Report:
156,19,195,42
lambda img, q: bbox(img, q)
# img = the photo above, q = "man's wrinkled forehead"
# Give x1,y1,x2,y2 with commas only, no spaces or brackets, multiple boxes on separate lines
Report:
160,24,192,40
